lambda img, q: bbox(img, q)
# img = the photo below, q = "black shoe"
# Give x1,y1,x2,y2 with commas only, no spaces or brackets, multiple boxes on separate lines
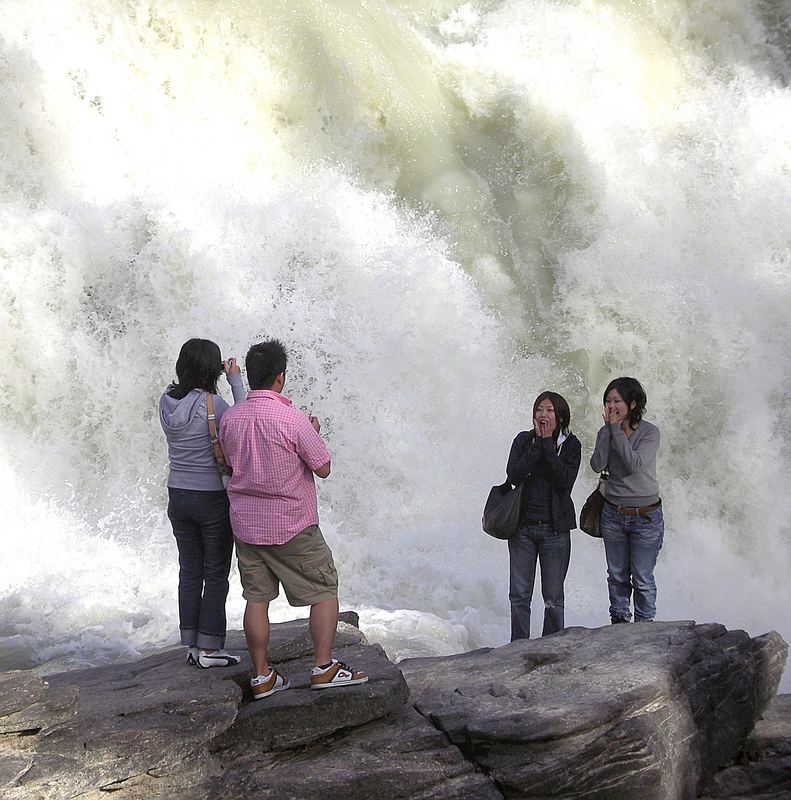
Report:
610,615,630,624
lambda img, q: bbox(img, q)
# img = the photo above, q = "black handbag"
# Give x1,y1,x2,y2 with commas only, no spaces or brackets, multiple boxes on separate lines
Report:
579,471,608,537
482,480,524,540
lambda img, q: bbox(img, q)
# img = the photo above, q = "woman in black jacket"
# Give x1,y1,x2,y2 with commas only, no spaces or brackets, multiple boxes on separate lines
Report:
506,391,581,640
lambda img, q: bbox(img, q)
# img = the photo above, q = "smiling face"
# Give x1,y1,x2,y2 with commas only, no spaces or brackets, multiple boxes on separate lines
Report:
604,389,634,423
534,398,558,435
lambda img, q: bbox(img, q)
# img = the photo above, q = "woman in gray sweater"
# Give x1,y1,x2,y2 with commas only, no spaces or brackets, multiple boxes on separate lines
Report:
160,338,245,667
590,377,663,623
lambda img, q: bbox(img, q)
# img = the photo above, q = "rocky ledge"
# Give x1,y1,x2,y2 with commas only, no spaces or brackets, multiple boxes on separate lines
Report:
0,617,787,800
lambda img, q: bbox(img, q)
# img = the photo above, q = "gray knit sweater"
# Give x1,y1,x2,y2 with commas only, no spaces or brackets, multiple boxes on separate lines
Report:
590,420,661,507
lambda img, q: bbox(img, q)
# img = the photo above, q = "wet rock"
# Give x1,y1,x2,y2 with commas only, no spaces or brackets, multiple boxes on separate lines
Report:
0,669,79,735
212,705,502,800
0,619,404,800
703,694,791,799
400,621,787,800
215,642,409,752
0,618,786,800
4,649,241,799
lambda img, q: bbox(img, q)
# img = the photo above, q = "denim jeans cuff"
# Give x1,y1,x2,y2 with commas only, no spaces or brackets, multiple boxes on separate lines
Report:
196,633,225,650
180,628,198,647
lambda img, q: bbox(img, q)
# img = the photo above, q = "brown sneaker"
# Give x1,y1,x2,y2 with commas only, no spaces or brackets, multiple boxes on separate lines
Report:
310,659,368,690
251,668,290,700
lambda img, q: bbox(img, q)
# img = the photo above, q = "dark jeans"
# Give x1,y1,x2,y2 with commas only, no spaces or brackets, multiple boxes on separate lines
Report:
508,523,571,640
167,488,234,650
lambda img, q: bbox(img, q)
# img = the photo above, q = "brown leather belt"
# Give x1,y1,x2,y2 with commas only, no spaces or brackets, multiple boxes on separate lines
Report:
606,500,661,516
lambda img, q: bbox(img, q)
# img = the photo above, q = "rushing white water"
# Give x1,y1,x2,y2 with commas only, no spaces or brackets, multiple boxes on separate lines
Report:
1,0,790,687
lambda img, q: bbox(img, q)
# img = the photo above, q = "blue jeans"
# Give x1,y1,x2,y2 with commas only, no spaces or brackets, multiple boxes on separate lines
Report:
508,523,571,640
601,502,664,621
167,488,235,650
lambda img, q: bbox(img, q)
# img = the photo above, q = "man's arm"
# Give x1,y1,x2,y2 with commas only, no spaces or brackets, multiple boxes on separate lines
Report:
314,460,331,479
310,415,331,477
300,414,332,479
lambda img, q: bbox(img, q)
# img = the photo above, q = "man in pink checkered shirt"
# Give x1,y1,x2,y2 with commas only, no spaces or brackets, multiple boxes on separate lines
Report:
219,340,368,699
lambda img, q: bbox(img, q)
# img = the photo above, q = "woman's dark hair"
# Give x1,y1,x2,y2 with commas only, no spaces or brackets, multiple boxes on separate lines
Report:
603,376,647,429
532,391,571,439
246,339,288,390
167,339,223,400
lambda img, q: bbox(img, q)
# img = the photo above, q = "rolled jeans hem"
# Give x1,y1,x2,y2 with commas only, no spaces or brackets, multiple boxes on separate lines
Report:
180,628,197,647
197,633,226,650
180,628,226,650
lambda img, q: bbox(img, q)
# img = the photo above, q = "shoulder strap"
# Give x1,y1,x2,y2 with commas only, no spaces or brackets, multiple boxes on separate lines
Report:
206,393,219,442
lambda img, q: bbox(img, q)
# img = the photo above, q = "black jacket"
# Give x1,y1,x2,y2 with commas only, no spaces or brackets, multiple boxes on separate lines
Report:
506,430,581,532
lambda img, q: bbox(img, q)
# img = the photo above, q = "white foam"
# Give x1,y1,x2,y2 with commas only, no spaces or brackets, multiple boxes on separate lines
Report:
0,0,789,688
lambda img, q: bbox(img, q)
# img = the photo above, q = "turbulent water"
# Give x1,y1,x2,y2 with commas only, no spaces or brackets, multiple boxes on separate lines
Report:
1,0,790,687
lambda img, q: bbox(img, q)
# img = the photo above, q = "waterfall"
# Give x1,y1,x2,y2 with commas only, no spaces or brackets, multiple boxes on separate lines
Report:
1,0,789,687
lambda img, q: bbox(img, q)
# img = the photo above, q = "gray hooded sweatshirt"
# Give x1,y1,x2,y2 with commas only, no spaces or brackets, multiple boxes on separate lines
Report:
159,374,245,491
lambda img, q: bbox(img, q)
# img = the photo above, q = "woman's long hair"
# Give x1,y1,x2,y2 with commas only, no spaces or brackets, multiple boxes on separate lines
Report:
167,339,223,400
603,377,646,430
532,391,571,441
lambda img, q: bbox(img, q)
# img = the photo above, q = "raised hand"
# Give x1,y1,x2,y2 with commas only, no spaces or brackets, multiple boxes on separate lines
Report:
223,357,241,377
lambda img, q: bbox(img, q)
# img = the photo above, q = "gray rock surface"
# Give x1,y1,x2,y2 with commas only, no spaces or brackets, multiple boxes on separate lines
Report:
400,621,787,800
215,642,410,751
0,619,407,800
0,617,786,800
701,694,791,800
211,704,502,800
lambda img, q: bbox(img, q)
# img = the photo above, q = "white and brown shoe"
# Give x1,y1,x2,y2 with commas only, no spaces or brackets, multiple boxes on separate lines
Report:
251,668,290,700
310,659,368,690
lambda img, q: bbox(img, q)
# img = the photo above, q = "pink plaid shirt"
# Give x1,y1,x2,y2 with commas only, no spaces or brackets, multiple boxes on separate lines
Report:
218,390,331,545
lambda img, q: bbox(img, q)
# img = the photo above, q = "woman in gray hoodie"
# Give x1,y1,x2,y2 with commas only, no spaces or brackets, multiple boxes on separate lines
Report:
159,338,245,667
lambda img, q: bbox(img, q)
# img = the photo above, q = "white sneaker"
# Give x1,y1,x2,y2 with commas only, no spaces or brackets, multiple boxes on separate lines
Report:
187,647,199,666
310,659,368,690
251,668,290,700
197,649,242,669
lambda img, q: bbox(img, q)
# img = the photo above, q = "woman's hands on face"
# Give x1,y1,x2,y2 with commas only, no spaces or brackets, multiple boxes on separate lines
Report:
223,357,241,378
534,417,552,438
533,398,557,439
603,388,632,429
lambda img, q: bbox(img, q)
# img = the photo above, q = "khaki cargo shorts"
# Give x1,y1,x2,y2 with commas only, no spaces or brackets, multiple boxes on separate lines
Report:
234,525,338,606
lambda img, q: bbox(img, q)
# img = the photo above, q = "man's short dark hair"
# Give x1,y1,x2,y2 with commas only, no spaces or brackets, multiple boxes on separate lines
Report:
246,340,288,390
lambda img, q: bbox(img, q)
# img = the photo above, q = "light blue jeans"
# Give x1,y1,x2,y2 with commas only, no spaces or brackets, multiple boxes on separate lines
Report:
601,501,664,621
508,523,571,640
